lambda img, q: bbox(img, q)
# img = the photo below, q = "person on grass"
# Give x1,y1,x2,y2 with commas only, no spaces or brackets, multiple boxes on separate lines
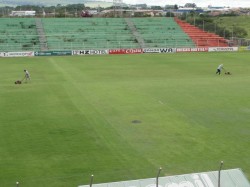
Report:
23,69,31,83
216,64,224,75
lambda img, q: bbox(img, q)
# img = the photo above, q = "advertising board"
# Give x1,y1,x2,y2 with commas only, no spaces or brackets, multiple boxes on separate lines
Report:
143,48,176,53
73,50,108,55
176,48,208,52
208,47,238,52
109,49,143,54
0,51,34,57
34,51,72,56
0,52,7,57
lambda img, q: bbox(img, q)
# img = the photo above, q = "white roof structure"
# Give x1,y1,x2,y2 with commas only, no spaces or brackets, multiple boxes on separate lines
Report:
79,168,250,187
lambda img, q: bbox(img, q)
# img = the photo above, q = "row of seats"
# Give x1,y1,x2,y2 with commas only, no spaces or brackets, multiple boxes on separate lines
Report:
46,42,139,50
42,18,139,50
0,18,40,51
175,18,229,47
130,17,196,48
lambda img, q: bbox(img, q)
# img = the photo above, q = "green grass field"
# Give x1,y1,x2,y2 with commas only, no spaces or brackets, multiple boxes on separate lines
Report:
0,52,250,187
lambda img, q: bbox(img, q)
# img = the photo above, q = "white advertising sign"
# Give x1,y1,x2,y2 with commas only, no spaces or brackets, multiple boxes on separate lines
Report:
208,47,238,52
1,51,34,57
73,50,108,55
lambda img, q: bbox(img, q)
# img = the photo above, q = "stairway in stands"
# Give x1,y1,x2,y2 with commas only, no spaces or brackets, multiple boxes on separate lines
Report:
175,18,229,47
125,18,146,48
35,18,48,51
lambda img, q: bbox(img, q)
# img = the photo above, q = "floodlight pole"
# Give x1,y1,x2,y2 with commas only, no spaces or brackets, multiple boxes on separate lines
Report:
156,167,162,187
218,161,223,187
90,174,94,187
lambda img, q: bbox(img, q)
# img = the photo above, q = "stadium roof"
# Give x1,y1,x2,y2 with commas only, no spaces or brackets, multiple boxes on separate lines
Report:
79,168,250,187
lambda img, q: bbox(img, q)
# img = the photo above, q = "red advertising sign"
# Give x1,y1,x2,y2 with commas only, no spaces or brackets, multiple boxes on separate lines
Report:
176,48,208,53
109,49,143,55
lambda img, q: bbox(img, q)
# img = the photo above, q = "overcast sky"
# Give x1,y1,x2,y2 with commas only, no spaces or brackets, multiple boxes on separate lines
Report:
122,0,250,7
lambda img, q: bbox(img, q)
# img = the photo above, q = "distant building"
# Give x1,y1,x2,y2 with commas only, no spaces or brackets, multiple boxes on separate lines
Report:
84,1,113,8
130,4,147,9
203,5,230,12
10,11,36,17
173,7,204,14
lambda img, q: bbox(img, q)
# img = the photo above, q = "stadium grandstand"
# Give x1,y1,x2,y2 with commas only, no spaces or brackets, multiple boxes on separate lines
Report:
0,17,230,52
0,18,40,51
175,18,229,47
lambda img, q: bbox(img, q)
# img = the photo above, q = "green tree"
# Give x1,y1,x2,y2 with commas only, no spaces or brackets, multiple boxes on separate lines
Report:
166,12,175,17
233,26,248,38
184,3,196,8
151,6,163,10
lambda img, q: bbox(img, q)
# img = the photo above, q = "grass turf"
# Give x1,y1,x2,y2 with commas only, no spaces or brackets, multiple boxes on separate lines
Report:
0,52,250,186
